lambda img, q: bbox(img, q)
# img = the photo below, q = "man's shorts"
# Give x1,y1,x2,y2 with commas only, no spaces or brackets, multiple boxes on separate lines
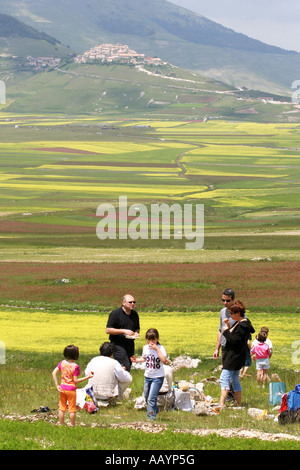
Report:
220,369,242,392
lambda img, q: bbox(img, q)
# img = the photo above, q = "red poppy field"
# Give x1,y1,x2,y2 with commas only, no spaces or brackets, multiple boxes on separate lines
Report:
0,260,298,313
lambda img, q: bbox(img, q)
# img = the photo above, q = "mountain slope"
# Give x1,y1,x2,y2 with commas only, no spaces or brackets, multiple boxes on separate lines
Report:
1,0,300,92
2,61,296,121
0,13,73,57
1,0,292,54
0,13,58,43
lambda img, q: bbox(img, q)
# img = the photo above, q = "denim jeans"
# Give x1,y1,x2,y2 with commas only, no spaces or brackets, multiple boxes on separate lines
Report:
220,369,242,392
143,376,164,420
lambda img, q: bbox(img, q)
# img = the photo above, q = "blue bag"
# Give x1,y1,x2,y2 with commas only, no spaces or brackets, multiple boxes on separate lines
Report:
269,382,286,405
85,386,99,411
287,386,300,411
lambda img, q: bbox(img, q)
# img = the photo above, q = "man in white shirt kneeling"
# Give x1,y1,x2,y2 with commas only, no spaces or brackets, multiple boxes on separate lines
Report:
85,342,132,406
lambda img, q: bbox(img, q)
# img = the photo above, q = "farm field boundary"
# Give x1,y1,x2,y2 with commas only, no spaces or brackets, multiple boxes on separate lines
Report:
0,260,299,313
0,248,298,263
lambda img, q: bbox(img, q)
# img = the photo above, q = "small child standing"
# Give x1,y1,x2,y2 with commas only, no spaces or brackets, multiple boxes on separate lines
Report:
131,328,168,420
251,332,271,387
252,326,273,356
52,344,93,426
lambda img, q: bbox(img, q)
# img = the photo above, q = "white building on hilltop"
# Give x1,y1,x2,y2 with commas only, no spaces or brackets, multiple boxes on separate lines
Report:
74,43,166,66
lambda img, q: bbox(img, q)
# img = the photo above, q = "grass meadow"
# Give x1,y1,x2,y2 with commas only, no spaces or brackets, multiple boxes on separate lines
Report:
0,308,300,450
0,114,299,450
0,260,300,450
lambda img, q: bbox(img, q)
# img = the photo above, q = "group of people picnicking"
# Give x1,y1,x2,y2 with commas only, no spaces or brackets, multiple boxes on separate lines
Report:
52,290,273,426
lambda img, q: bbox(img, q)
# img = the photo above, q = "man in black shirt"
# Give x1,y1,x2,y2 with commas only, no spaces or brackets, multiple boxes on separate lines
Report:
106,294,140,371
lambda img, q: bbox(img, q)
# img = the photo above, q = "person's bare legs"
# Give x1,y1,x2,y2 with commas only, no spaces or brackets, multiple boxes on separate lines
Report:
262,370,268,388
69,412,76,426
240,366,249,378
257,370,262,384
58,410,65,425
220,389,229,408
234,391,242,406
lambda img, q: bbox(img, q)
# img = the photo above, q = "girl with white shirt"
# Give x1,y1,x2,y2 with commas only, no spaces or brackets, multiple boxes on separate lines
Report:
131,328,168,420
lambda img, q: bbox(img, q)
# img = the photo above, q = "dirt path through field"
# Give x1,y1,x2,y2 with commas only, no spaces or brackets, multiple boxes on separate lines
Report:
1,413,299,443
112,421,300,442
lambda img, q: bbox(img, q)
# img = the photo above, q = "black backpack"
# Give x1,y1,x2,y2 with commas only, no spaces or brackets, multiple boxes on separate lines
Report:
278,407,300,425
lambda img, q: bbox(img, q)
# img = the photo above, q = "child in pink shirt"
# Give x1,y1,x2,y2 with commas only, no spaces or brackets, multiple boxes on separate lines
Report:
52,345,93,426
251,332,271,387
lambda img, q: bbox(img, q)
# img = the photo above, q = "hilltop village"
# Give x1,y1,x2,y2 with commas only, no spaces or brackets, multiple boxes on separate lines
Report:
10,43,293,107
74,43,166,66
25,43,166,69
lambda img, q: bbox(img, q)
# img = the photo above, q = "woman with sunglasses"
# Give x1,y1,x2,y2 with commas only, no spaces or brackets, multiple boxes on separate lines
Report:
219,301,255,408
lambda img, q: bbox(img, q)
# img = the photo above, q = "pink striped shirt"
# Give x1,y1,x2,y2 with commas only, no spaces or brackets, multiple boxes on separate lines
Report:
58,360,80,391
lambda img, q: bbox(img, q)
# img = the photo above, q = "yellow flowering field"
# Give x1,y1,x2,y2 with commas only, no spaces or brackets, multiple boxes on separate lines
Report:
119,120,184,128
0,140,193,155
184,168,287,179
38,165,180,173
183,144,299,160
0,180,206,199
1,309,299,370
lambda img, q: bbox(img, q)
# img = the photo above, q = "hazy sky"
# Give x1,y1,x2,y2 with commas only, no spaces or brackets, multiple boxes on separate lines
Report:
168,0,300,52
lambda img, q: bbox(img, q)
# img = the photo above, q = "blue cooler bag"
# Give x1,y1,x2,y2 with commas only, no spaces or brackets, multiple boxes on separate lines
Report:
287,385,300,411
269,382,286,405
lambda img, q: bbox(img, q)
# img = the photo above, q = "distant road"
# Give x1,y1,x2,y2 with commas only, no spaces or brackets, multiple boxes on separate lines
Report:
57,67,234,95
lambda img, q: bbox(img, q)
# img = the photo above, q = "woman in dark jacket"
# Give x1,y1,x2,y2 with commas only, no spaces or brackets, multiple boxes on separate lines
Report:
219,301,255,408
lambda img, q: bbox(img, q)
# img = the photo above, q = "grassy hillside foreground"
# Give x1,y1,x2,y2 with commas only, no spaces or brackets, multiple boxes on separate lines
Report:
0,259,299,449
0,309,300,450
